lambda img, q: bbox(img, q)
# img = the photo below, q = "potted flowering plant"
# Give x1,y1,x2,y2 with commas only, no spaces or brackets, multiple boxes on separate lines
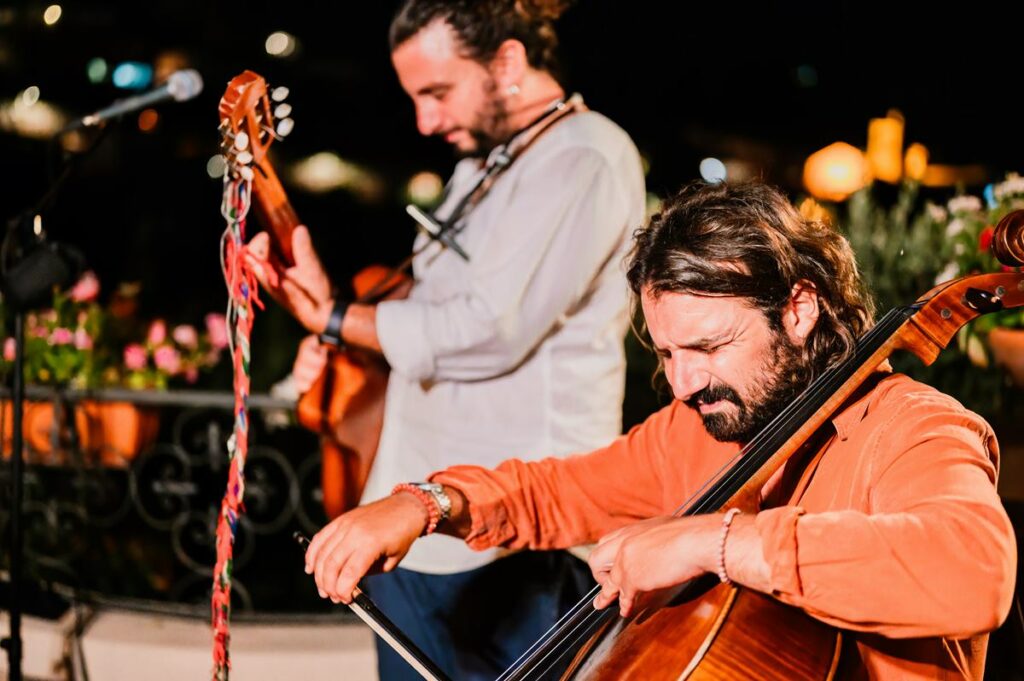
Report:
928,173,1024,384
1,272,229,465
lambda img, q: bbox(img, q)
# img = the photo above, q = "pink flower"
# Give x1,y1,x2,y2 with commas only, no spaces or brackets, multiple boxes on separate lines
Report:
154,345,182,374
73,328,93,350
69,271,100,302
50,327,73,345
184,366,199,383
124,344,147,371
147,319,167,345
31,325,48,339
172,324,199,349
3,338,15,361
205,313,229,350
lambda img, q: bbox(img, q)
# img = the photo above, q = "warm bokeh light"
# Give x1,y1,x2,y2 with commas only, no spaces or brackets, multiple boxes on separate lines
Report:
265,32,297,57
921,164,988,188
866,113,904,183
43,4,62,25
154,50,189,85
138,108,159,132
406,171,444,206
798,197,831,224
904,143,929,181
803,141,870,202
21,86,40,107
288,152,384,201
0,96,65,138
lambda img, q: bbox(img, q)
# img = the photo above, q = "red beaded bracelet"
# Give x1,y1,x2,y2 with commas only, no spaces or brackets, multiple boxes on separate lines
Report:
391,483,442,536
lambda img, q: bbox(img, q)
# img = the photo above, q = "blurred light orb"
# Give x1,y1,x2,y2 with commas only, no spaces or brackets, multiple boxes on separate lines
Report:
407,171,444,206
795,64,818,88
87,58,108,83
21,86,40,107
43,4,62,25
803,142,870,202
265,32,297,57
699,157,727,183
112,62,153,90
138,108,159,132
904,143,929,181
206,155,227,179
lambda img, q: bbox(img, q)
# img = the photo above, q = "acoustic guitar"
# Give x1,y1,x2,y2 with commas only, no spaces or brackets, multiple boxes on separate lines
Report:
218,70,399,517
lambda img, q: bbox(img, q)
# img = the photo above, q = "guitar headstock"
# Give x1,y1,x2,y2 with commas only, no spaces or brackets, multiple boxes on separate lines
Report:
217,70,294,182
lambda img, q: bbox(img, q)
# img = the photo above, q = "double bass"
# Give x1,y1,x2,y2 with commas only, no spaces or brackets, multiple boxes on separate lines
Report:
218,71,407,518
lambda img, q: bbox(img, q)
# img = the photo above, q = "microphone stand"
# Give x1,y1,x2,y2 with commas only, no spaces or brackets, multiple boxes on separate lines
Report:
1,125,104,681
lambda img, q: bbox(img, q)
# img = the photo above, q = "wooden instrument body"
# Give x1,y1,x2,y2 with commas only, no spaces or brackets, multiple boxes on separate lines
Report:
569,584,841,680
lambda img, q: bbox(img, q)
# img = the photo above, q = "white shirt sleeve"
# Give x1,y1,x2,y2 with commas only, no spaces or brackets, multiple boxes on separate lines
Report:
376,144,638,383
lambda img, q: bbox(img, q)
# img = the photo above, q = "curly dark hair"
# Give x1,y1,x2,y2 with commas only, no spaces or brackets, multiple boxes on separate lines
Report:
389,0,573,76
627,181,876,378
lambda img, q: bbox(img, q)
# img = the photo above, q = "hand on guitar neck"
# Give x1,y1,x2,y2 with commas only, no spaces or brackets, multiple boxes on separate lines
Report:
246,225,387,353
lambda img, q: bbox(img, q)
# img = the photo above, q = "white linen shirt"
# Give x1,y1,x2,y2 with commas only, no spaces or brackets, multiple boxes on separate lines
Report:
365,109,645,574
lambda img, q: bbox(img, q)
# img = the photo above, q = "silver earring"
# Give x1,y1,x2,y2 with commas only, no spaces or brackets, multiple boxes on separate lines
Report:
506,83,520,96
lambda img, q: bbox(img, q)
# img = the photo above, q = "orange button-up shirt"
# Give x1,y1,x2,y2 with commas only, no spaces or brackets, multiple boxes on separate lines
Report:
431,373,1017,679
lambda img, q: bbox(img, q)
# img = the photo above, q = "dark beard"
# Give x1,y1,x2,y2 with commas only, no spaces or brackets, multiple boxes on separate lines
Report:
454,80,509,159
686,332,814,444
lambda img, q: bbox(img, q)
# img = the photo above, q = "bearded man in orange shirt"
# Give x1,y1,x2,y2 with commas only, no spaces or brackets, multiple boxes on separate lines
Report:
302,181,1016,679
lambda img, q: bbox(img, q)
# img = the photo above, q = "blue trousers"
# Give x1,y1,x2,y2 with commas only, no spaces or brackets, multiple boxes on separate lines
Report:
363,551,594,681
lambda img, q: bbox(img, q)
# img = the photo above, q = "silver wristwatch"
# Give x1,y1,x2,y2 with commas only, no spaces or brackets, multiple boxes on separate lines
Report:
412,482,452,522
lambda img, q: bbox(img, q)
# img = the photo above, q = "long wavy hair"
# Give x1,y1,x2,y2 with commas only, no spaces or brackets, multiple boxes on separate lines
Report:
627,181,876,380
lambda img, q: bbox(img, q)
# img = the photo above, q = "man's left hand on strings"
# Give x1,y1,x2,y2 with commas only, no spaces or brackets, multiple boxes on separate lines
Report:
247,225,334,333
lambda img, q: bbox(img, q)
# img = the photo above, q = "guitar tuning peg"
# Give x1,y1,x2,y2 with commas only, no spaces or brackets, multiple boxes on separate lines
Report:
238,166,254,182
273,103,292,119
271,86,289,102
276,118,294,137
236,151,253,165
234,131,250,151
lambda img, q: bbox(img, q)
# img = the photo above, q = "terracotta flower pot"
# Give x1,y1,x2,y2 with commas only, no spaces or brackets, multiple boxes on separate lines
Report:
988,328,1024,389
1,399,160,467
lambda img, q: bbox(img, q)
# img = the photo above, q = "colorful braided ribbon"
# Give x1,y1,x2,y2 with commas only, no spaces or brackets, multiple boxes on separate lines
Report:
212,173,263,680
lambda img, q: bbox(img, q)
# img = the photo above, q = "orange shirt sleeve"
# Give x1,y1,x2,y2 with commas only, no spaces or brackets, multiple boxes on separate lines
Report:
756,391,1017,639
430,401,687,551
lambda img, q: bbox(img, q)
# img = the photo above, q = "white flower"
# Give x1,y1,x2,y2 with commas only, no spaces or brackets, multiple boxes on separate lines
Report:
947,195,982,214
953,242,967,256
945,218,965,238
934,261,960,285
926,203,948,223
994,173,1024,201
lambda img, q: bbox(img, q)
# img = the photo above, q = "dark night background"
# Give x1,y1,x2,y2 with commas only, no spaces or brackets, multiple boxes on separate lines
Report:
2,2,1024,677
2,0,1023,389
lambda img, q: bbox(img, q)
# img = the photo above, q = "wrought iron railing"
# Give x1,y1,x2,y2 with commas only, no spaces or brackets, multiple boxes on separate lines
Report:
1,387,344,620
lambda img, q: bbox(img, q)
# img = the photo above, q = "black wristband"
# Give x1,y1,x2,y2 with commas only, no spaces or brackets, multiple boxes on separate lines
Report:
318,298,351,348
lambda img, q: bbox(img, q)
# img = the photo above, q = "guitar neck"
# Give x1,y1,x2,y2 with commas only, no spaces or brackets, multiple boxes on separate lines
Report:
252,159,300,267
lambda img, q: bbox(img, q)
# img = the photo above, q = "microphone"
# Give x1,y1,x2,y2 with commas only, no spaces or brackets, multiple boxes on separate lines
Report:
405,204,470,261
64,69,204,131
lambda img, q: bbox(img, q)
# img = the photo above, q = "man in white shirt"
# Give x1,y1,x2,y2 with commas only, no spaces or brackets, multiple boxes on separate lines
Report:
249,1,645,678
